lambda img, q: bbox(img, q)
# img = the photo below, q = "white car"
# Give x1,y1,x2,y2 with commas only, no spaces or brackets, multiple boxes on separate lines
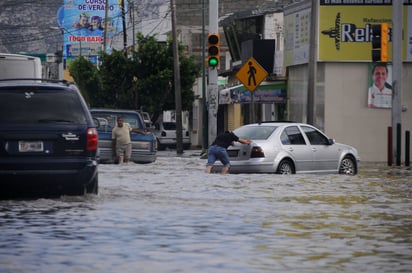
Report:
154,121,191,150
212,122,360,175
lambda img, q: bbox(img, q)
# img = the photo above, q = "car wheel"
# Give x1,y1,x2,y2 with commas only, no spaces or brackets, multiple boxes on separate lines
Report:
86,176,98,194
277,159,295,174
339,156,357,175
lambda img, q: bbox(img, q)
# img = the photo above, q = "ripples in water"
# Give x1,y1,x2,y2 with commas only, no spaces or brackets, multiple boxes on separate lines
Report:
0,157,411,273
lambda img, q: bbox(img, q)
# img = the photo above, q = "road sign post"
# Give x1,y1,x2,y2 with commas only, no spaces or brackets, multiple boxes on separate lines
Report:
236,57,268,123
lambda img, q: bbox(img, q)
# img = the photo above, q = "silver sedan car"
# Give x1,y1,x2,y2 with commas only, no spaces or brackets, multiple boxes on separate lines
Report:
213,122,360,175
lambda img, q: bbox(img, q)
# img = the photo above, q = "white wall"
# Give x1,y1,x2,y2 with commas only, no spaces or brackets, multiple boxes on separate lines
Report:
288,62,412,162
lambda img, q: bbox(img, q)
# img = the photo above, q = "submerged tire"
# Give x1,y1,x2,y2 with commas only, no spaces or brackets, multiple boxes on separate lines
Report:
276,159,295,174
339,156,357,175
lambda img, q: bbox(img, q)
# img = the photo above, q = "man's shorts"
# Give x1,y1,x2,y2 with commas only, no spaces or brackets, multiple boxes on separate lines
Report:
206,145,230,167
117,143,132,160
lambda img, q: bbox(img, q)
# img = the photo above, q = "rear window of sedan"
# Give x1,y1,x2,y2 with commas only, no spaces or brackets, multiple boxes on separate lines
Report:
0,89,87,124
234,125,277,140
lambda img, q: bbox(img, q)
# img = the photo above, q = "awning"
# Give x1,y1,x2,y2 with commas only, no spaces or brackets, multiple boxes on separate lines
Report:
219,81,287,104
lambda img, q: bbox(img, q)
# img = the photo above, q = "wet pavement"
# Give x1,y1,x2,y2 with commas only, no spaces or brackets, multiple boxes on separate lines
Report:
0,151,411,273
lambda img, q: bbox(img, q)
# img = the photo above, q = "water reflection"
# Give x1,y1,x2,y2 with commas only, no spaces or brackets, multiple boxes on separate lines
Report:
0,158,411,273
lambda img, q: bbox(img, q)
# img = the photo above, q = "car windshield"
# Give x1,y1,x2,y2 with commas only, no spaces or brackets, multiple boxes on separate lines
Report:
92,112,142,132
233,125,277,140
0,89,87,124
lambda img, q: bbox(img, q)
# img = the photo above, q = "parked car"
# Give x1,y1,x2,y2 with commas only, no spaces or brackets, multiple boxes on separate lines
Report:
90,109,157,164
0,79,99,199
154,121,191,150
211,122,360,175
138,111,153,129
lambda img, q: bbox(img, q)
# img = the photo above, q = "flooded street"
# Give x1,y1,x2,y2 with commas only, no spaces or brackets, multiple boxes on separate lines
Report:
1,151,411,273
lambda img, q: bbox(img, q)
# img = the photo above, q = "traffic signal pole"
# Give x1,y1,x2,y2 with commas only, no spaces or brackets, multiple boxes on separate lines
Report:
207,0,218,145
392,1,403,165
170,0,183,154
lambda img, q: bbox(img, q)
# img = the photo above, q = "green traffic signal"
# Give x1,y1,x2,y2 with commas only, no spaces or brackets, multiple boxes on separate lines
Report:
208,56,219,67
207,33,220,68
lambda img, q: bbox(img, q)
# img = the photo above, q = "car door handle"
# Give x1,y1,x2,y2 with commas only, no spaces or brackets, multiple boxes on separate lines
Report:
312,147,317,152
288,147,294,152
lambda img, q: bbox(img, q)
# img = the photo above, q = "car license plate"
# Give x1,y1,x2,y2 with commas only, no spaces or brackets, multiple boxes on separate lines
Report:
19,141,44,152
227,150,238,157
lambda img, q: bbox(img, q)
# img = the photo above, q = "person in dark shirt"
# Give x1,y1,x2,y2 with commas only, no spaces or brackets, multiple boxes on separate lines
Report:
205,131,252,174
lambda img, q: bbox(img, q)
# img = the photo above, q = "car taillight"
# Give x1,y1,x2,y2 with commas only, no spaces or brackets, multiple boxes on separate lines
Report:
86,128,98,151
251,146,265,158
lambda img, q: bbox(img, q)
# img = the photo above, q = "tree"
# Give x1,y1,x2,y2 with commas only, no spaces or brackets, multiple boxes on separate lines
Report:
68,57,101,106
69,34,201,118
99,50,135,109
131,34,173,116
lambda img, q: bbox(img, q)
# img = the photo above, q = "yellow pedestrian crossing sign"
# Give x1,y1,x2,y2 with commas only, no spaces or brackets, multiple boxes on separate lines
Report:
236,57,268,92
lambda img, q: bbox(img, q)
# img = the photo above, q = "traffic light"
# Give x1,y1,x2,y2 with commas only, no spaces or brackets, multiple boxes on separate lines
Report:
380,23,389,62
207,33,220,68
371,23,389,62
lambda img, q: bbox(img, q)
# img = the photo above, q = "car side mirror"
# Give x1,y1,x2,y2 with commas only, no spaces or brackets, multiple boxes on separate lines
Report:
328,138,335,145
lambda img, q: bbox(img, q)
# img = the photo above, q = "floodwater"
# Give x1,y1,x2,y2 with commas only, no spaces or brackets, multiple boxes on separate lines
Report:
1,151,411,273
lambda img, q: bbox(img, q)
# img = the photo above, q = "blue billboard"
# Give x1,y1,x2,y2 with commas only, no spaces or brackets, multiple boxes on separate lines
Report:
57,0,126,65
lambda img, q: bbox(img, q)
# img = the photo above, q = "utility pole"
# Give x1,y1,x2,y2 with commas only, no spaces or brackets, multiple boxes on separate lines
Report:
131,1,135,49
307,0,318,125
208,0,218,145
121,0,127,53
170,0,183,154
392,1,403,165
103,0,109,53
201,0,208,152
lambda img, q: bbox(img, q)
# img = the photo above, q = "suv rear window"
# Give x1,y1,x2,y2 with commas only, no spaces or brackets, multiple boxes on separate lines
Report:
162,122,176,130
0,88,87,124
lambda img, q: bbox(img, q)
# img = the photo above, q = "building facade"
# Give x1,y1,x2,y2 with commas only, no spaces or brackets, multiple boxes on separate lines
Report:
285,1,412,162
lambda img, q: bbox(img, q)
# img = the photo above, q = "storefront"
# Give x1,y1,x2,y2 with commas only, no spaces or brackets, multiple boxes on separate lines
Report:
218,81,288,133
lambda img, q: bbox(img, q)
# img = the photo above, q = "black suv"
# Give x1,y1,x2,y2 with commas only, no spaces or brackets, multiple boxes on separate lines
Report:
0,79,99,199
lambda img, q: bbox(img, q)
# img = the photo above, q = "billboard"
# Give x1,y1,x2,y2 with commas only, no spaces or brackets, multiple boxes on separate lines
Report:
284,1,412,65
319,1,412,62
57,0,126,65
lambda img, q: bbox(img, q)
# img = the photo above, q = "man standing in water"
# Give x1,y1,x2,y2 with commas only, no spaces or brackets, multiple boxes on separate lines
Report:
205,131,252,174
112,116,146,164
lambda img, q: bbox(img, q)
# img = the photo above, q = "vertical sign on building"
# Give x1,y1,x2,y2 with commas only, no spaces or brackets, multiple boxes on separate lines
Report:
61,0,125,66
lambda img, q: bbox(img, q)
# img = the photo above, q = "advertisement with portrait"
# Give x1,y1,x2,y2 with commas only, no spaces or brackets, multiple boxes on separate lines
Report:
368,62,393,109
57,0,126,66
